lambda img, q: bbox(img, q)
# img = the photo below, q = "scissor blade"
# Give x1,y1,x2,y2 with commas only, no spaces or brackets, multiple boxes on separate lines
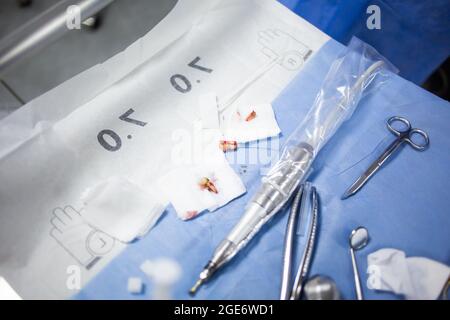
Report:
341,177,366,199
341,161,381,200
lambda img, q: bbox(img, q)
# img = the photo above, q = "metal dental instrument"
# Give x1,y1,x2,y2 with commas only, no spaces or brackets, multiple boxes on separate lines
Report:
349,227,369,300
280,185,304,300
189,46,389,295
279,184,319,300
304,275,340,300
342,116,429,199
290,186,318,300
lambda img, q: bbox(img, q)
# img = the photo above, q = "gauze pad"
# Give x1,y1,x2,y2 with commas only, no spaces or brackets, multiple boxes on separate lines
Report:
159,119,246,220
198,92,281,145
222,103,281,143
367,248,450,300
81,177,166,243
158,155,246,220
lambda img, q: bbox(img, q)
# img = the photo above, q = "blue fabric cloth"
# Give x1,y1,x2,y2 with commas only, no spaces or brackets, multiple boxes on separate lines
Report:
75,39,450,300
279,0,450,84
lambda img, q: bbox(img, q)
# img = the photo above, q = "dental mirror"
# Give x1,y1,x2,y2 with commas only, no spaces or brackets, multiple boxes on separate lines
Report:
349,227,369,250
349,227,369,300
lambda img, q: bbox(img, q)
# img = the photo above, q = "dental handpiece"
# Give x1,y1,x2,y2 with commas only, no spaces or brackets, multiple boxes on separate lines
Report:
189,143,315,294
189,60,386,295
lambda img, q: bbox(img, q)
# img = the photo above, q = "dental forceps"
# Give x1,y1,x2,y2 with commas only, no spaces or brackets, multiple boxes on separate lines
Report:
280,184,319,300
342,116,429,199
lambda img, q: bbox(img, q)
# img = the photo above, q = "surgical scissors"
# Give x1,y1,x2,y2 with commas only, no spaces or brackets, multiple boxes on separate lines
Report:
342,116,429,199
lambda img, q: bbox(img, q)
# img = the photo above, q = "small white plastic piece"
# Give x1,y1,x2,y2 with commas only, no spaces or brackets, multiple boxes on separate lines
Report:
127,277,144,295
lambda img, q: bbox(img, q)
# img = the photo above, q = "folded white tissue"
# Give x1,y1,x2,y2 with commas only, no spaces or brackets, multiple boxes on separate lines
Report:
158,154,246,220
367,248,450,300
197,92,281,143
80,177,166,243
221,103,281,143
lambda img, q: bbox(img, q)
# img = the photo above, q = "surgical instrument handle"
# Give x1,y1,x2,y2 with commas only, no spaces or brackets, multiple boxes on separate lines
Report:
350,247,363,300
290,186,318,300
280,185,304,300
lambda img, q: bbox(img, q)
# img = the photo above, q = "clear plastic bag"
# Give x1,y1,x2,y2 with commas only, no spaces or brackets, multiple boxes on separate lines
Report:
263,37,398,209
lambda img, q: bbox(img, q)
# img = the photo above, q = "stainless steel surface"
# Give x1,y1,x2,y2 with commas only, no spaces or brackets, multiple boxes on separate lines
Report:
280,185,304,300
0,0,178,113
290,186,318,300
0,79,22,120
0,0,114,75
349,227,369,300
342,116,429,199
304,275,340,300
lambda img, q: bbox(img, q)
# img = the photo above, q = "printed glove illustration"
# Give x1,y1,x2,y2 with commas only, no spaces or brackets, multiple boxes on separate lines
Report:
50,206,115,269
258,29,311,70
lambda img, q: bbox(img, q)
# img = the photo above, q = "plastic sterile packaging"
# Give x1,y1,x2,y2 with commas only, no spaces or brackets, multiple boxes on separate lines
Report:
260,37,399,219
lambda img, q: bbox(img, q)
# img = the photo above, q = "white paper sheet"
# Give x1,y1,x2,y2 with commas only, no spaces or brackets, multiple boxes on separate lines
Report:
198,92,220,129
0,0,329,299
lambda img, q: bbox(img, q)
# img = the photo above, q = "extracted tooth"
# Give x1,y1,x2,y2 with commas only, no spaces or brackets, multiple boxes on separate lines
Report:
245,110,257,122
199,177,218,194
219,140,238,152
